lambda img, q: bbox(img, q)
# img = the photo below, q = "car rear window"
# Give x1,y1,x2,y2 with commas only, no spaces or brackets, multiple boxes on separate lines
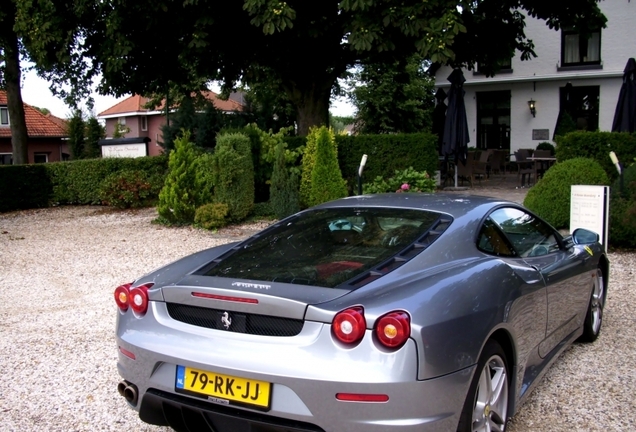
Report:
199,208,442,288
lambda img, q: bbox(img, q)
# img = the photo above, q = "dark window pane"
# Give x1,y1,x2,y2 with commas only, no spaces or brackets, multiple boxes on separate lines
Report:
201,208,442,288
489,208,559,257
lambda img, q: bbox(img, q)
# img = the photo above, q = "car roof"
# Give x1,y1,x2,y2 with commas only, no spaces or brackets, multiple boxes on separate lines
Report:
315,193,515,219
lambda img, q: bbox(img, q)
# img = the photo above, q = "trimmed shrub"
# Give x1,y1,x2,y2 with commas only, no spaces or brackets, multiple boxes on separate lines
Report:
251,202,276,218
157,131,202,224
98,170,155,208
213,132,254,222
336,133,438,193
0,164,52,212
363,167,436,194
299,127,321,207
536,142,555,155
194,152,216,206
308,127,348,207
609,162,636,248
555,131,636,182
523,158,610,229
194,203,229,230
270,142,300,219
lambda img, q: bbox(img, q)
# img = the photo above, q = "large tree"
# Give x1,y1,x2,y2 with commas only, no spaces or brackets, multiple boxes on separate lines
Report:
350,54,436,134
23,0,607,136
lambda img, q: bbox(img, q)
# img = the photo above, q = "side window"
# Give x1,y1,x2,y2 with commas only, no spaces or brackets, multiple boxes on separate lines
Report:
488,208,560,258
477,218,515,257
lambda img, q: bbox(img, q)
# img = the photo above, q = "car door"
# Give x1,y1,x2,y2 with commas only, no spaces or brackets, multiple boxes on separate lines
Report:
489,207,587,358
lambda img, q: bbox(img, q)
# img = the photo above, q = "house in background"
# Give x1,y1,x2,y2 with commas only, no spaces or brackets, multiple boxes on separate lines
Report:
97,91,245,157
434,1,634,155
0,90,69,164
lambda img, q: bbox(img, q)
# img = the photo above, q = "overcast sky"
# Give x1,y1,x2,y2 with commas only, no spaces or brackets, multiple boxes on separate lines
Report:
20,66,355,119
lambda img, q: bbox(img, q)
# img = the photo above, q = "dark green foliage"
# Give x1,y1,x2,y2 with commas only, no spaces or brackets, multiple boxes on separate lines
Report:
0,164,52,212
47,156,167,205
84,116,105,159
194,203,229,230
67,111,85,160
299,127,320,207
363,167,436,194
213,133,254,222
157,131,203,224
523,158,610,229
308,127,347,207
336,133,438,194
194,152,216,206
609,163,636,248
98,170,157,209
349,54,435,134
555,131,636,182
251,202,276,218
0,156,167,212
554,111,578,138
283,136,307,153
536,142,555,155
270,142,300,219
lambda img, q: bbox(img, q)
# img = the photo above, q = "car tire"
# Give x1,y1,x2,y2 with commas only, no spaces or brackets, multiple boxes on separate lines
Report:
457,340,509,432
578,267,605,343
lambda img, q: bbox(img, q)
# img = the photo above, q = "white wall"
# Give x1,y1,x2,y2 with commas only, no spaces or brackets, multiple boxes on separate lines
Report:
434,1,635,153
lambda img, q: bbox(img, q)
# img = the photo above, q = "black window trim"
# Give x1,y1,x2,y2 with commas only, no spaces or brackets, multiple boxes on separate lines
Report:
560,28,602,68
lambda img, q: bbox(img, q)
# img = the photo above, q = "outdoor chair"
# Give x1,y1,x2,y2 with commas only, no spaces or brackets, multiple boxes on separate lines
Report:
533,149,553,180
515,151,534,187
457,159,474,187
488,150,508,176
472,150,490,182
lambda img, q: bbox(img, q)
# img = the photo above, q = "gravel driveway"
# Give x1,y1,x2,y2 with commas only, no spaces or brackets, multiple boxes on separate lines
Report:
1,206,634,431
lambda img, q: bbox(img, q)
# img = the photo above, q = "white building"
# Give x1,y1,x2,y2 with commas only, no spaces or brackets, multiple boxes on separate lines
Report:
434,1,634,154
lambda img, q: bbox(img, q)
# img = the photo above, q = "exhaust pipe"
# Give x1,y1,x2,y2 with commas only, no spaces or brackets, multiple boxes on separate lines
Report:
117,380,139,406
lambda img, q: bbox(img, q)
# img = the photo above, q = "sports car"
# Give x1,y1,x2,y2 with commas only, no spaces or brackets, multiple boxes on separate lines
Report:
114,193,608,432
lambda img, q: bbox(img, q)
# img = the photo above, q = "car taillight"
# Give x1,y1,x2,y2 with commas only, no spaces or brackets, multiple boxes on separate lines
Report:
129,283,153,315
375,311,411,349
332,307,366,344
114,283,132,311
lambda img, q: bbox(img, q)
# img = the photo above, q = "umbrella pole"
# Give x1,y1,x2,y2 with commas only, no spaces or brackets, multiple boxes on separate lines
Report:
455,163,458,188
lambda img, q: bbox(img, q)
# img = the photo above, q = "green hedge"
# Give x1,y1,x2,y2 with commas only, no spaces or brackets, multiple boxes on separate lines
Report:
555,131,636,182
0,164,53,212
0,156,168,212
336,133,438,192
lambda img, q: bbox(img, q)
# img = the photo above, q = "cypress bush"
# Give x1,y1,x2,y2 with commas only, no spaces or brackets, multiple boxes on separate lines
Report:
307,126,348,207
269,142,300,219
299,127,320,208
157,131,202,224
213,132,254,222
523,158,610,229
609,163,636,248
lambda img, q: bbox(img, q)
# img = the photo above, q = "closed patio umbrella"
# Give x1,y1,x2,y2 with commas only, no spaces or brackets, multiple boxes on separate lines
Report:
612,58,636,132
432,88,447,155
442,69,470,188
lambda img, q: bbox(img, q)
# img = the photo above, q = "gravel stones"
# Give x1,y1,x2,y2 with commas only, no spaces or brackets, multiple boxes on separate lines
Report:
0,206,634,431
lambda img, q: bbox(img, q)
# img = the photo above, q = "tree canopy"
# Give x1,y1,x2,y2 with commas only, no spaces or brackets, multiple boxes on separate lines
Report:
18,0,607,136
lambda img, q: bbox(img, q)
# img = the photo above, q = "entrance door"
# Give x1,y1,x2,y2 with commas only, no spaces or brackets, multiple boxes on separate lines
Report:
477,91,511,150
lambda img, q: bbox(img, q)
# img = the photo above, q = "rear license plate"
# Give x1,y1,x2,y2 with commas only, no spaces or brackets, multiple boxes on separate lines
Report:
176,365,271,409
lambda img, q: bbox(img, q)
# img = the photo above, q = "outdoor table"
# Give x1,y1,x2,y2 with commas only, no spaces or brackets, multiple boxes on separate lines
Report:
527,156,556,182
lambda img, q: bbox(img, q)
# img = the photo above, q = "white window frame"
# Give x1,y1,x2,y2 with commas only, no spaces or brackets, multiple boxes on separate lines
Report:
0,107,9,126
141,115,148,131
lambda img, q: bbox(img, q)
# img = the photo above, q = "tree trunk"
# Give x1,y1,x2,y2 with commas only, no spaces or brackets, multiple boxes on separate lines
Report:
287,81,332,136
4,22,29,165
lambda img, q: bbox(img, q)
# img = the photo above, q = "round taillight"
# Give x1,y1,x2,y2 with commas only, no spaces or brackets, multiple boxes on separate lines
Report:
129,283,153,315
375,311,411,349
114,283,132,311
332,307,366,344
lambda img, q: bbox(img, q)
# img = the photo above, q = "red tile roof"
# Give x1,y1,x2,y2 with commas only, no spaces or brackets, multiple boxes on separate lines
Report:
98,91,244,116
0,91,68,138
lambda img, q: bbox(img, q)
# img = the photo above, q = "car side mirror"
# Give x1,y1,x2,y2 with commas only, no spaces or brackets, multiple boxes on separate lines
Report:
571,228,599,245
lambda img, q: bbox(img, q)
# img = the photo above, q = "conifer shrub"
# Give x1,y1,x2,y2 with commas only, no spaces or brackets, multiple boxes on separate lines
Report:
270,142,300,219
194,203,229,230
213,133,254,222
307,127,348,207
157,131,202,224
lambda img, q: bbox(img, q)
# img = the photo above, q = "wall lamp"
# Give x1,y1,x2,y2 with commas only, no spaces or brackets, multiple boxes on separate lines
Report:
528,99,536,117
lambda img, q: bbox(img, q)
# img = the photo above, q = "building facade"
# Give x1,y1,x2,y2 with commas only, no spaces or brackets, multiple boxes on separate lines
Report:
0,91,69,164
97,92,245,157
434,1,634,155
